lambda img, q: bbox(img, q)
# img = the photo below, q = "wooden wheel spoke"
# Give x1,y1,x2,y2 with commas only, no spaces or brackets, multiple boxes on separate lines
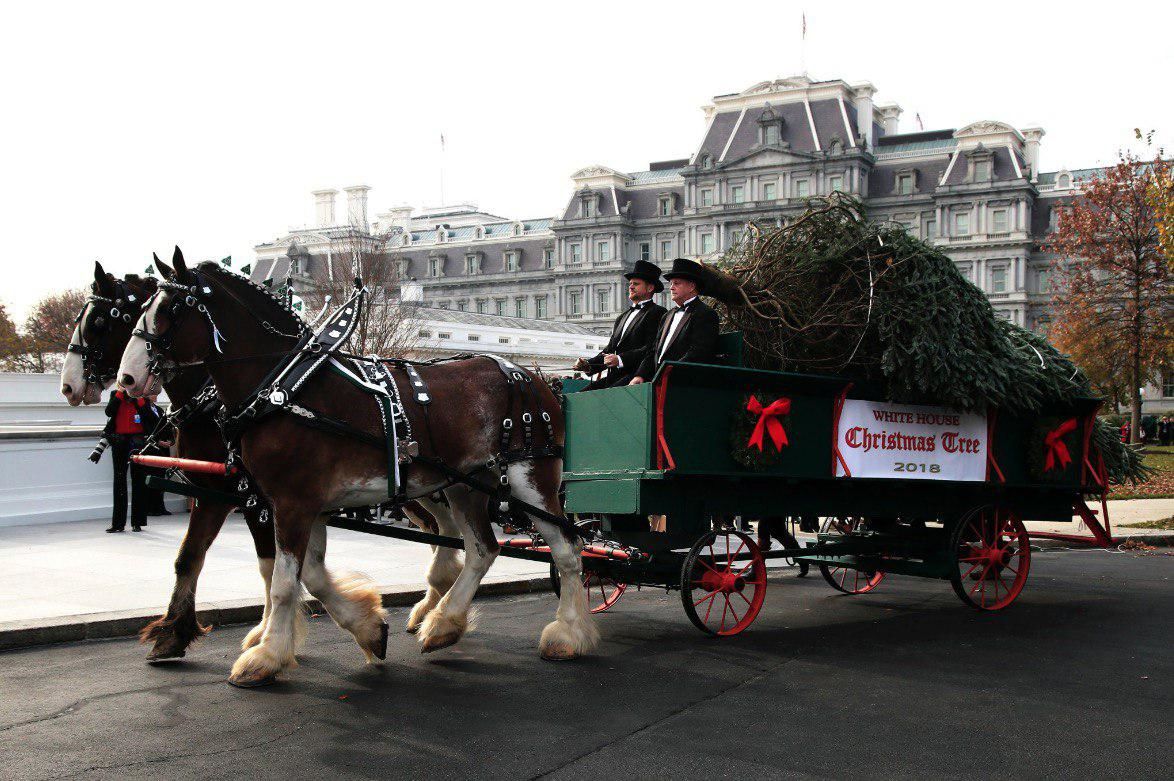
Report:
693,590,719,609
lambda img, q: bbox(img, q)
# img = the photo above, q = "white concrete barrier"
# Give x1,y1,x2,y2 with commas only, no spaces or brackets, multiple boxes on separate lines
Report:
0,373,180,527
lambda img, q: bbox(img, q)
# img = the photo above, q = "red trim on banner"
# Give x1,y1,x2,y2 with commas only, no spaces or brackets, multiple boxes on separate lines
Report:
830,384,854,477
986,407,1005,483
654,366,676,472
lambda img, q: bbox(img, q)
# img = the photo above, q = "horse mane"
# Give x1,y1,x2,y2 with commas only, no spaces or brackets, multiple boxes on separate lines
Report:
197,261,308,336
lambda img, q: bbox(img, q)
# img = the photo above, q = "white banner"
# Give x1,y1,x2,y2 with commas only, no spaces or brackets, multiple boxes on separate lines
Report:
835,400,988,482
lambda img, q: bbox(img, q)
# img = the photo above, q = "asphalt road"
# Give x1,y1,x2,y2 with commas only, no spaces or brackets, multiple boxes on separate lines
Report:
1,549,1171,781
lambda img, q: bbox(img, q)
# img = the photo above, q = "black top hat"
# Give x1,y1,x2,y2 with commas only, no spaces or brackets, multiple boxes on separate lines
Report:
623,260,664,293
662,257,706,292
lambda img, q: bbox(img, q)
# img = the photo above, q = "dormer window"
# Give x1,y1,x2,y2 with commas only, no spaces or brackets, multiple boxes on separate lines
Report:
395,258,410,278
429,256,444,277
580,194,598,218
513,222,525,237
464,253,481,275
474,225,485,239
504,250,521,272
1057,172,1072,189
435,226,447,243
658,195,674,216
543,247,554,268
700,154,712,169
897,173,914,195
758,105,784,146
700,188,714,207
966,145,995,184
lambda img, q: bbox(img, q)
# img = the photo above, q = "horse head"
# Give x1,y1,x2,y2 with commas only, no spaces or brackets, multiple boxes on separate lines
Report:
119,246,304,399
60,260,158,405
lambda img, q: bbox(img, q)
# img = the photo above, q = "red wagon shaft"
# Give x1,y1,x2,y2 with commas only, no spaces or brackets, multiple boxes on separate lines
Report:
130,454,237,476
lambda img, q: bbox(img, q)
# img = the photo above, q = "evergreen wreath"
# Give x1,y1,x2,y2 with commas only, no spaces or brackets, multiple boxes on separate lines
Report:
1027,415,1081,482
730,391,791,471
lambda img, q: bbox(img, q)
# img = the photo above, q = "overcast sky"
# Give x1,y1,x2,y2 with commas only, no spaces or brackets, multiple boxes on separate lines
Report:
2,0,1170,321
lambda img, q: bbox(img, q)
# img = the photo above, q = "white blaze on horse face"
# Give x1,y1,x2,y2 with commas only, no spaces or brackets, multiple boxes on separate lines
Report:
59,315,88,406
118,301,158,398
61,302,104,406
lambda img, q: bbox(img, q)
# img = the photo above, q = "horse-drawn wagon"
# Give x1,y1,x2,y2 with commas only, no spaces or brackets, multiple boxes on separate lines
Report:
83,249,1123,687
550,336,1112,635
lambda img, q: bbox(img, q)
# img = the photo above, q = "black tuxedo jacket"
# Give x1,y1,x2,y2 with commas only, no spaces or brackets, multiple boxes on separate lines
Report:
635,298,720,381
584,300,666,388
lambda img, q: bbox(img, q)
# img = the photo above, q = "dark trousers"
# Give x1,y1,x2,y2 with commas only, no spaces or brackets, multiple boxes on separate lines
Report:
110,435,147,530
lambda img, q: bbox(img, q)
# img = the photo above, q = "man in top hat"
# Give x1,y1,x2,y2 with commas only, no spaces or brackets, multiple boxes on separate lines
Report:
573,260,668,390
630,258,720,385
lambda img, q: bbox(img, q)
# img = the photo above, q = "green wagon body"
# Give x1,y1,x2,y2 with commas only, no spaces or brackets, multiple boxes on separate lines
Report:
561,334,1105,602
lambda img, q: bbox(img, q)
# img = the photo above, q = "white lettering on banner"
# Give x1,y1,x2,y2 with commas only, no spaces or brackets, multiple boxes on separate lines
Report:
835,400,988,481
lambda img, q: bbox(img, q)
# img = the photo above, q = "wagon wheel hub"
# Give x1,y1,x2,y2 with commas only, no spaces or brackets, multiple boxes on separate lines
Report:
699,568,746,594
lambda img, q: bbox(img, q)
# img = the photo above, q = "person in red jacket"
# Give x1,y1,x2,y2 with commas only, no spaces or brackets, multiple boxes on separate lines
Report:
90,390,159,532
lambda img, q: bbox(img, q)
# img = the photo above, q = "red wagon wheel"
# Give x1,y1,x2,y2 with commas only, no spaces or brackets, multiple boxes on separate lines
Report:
680,529,767,636
548,519,627,614
949,506,1031,611
817,517,885,595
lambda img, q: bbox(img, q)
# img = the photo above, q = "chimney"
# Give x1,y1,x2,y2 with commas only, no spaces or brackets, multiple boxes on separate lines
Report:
878,104,902,136
1021,127,1045,182
387,205,413,234
312,189,338,227
851,82,876,148
344,185,372,230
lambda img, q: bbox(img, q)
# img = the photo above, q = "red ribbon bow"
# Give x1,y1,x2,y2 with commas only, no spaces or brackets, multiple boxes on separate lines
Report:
747,396,791,452
1044,417,1078,472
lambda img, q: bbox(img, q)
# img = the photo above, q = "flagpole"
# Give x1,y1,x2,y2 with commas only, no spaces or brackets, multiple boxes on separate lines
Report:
800,10,807,77
439,133,446,206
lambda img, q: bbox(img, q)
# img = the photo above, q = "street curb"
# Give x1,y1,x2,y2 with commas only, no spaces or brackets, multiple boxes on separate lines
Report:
1032,532,1174,550
0,575,552,653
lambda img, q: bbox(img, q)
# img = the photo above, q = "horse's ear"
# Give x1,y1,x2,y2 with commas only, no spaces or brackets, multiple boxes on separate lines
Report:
93,261,114,295
153,252,174,280
171,246,192,282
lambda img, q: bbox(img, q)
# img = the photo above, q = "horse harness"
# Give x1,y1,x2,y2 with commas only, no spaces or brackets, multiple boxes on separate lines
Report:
150,278,569,532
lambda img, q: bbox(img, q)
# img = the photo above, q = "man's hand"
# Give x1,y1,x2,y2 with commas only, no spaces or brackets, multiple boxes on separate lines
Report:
629,376,645,385
602,353,619,368
573,357,590,372
88,451,102,464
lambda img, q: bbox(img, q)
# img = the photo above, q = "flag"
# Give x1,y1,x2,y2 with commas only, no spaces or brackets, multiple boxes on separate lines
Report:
440,133,445,150
240,263,252,275
145,265,156,277
262,278,273,288
220,256,232,267
916,113,924,131
802,11,806,39
290,293,304,314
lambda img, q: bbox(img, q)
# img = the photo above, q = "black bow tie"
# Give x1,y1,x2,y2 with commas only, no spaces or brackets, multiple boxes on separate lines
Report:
674,303,690,313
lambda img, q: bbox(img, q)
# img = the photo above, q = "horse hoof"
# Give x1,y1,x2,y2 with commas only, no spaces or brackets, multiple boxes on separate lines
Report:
405,624,420,635
540,642,578,662
421,630,461,654
227,673,277,689
146,649,185,663
374,622,389,660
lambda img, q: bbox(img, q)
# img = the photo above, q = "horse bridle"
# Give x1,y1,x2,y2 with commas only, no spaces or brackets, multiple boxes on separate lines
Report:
132,272,225,379
69,282,141,387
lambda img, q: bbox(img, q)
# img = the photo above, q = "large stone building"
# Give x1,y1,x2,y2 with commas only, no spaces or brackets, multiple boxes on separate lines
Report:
253,75,1105,337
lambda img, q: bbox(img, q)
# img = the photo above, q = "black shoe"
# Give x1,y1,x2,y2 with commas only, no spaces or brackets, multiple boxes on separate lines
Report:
106,527,124,533
132,525,143,532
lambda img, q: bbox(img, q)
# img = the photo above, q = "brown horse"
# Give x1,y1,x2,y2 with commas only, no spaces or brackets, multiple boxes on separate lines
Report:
61,262,464,661
118,250,596,686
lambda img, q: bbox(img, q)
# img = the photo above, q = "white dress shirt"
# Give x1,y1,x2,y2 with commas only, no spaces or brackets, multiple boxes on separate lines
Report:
658,296,697,361
614,299,652,369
